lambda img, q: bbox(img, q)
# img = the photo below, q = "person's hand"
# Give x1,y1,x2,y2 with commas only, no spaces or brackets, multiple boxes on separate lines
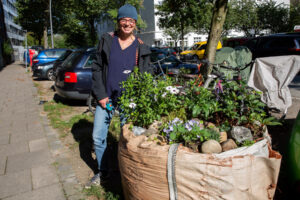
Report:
99,97,109,108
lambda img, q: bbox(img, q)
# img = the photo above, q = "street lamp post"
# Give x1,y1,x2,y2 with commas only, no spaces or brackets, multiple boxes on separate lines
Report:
24,30,28,72
49,0,54,48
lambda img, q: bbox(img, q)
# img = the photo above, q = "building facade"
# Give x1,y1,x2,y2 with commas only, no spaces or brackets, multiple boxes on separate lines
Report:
2,0,24,61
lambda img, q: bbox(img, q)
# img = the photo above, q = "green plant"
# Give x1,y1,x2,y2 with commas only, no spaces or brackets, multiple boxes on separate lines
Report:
240,140,255,147
119,67,183,127
161,118,220,145
184,82,220,120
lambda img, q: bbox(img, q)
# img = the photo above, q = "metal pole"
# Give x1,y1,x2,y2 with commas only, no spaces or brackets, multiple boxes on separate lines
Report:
49,0,54,48
25,30,28,72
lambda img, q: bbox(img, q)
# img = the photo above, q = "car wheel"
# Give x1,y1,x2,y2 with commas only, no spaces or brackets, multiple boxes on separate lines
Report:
87,94,97,115
47,69,54,81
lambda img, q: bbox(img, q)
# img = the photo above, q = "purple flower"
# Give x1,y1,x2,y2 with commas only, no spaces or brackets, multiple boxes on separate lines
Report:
185,123,192,131
172,118,182,124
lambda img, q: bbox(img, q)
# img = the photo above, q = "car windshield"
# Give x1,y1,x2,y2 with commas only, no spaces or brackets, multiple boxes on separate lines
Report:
191,44,200,50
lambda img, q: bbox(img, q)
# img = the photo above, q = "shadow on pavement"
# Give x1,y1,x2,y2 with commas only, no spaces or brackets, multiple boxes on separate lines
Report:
71,119,124,198
53,93,88,107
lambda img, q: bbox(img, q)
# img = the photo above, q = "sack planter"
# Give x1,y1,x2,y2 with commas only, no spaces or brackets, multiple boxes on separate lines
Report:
118,124,281,200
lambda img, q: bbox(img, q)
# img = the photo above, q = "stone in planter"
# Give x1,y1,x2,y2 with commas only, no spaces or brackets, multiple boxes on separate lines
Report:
143,128,158,136
148,120,163,130
230,126,253,144
206,122,220,132
220,131,227,143
132,126,146,136
201,140,222,154
221,139,238,152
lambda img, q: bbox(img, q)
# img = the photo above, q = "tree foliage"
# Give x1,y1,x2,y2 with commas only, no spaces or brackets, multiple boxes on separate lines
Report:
256,0,289,34
15,0,145,48
156,0,200,49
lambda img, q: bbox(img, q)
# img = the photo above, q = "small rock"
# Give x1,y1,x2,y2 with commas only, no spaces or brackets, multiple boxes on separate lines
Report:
148,120,163,130
147,134,159,141
221,139,238,152
206,122,215,128
219,131,227,143
143,128,158,136
157,135,166,143
230,126,253,144
206,122,220,132
132,126,146,136
201,140,222,154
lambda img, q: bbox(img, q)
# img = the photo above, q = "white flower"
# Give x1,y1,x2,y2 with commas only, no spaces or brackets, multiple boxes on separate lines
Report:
129,103,136,109
170,88,179,94
154,95,157,102
166,86,173,91
162,92,167,98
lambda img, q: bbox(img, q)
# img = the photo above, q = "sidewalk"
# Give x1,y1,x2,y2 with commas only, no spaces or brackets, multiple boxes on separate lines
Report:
0,62,83,200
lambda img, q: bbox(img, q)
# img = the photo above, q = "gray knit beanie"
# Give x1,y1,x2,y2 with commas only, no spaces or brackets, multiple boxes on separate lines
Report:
117,4,138,21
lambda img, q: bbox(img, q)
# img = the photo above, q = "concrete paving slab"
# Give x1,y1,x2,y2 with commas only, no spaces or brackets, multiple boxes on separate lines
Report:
0,170,32,199
10,132,44,144
61,176,82,198
0,126,12,135
0,142,29,156
3,184,66,200
0,156,7,175
29,138,48,152
31,165,59,189
6,150,53,173
0,134,10,145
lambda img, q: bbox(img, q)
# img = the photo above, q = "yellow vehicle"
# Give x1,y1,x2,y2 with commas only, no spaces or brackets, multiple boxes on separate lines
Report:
180,41,222,61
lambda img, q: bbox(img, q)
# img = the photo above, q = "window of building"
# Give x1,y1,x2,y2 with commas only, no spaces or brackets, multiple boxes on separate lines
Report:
194,37,202,43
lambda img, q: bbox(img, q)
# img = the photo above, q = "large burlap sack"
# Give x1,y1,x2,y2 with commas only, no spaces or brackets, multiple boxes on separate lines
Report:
118,124,282,200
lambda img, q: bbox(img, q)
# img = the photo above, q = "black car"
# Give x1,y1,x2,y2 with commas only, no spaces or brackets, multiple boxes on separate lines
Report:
54,48,96,100
244,33,300,59
32,49,73,80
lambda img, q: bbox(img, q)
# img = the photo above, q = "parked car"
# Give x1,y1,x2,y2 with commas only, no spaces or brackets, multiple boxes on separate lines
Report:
173,46,189,54
54,48,96,100
160,47,177,56
180,41,222,61
223,37,251,48
150,47,170,61
151,52,199,75
32,49,73,80
32,48,68,66
23,46,44,64
244,33,300,59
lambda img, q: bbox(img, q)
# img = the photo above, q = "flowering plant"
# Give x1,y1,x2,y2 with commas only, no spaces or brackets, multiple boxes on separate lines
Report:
161,118,220,145
119,68,183,127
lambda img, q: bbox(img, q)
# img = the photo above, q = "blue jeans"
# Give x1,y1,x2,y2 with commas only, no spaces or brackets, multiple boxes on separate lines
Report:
92,104,125,172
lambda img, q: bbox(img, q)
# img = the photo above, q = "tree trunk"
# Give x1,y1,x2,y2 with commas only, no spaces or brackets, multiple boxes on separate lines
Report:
43,26,48,49
205,0,228,75
89,18,96,45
